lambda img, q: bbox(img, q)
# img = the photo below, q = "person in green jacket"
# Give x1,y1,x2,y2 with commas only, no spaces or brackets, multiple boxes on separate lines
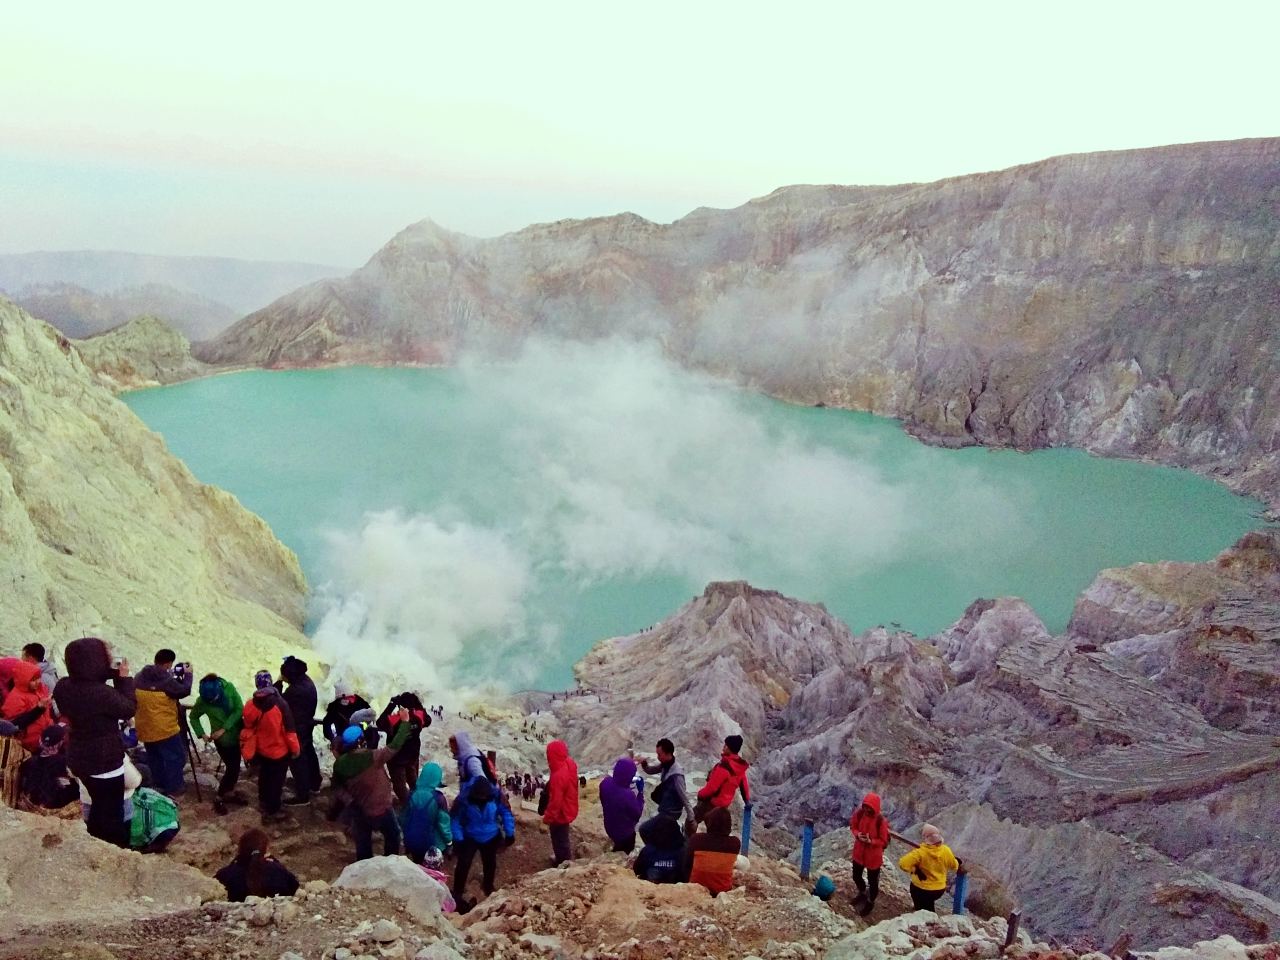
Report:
402,761,452,863
190,673,245,813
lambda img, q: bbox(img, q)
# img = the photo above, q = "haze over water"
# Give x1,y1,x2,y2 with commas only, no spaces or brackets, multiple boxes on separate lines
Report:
124,342,1263,691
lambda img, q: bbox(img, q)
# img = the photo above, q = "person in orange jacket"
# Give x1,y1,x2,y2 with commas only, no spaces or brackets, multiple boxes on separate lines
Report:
849,791,891,916
240,684,300,822
542,739,578,864
1,660,54,753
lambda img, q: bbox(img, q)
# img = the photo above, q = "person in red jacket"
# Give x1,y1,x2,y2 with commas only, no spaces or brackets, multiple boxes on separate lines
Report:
240,684,300,822
1,660,53,753
542,739,578,865
694,734,751,831
849,791,891,916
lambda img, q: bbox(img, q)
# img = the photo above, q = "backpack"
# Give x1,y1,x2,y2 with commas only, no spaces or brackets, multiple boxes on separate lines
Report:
130,787,180,853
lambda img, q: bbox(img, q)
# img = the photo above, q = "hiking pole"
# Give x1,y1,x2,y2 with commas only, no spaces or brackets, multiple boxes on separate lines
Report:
889,830,919,847
180,707,203,802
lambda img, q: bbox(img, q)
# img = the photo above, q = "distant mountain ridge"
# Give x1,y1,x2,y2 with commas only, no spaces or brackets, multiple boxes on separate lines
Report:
12,281,237,340
196,138,1280,509
0,249,347,315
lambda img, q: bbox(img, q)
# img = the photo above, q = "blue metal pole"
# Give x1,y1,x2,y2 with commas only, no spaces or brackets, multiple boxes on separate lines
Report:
741,803,754,856
952,870,969,915
800,818,815,880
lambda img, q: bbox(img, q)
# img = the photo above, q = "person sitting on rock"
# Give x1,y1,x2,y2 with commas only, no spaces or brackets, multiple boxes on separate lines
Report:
684,806,741,896
599,755,644,854
633,812,685,884
449,770,515,914
329,712,413,860
1,660,54,754
898,823,961,913
693,734,751,832
215,827,300,902
637,738,696,841
402,760,452,864
543,739,579,865
322,681,379,748
190,672,246,814
849,791,891,917
18,723,79,812
21,643,59,715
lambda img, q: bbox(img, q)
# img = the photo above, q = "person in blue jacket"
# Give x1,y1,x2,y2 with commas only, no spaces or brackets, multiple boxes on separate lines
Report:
450,774,514,913
402,760,452,863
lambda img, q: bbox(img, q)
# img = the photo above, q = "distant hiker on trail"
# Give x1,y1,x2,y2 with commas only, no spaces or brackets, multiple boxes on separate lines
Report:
190,673,246,813
543,739,579,865
637,738,696,842
330,711,413,860
849,791,891,917
240,683,300,822
898,823,961,913
449,730,488,805
693,734,751,832
278,656,320,806
376,691,430,806
1,659,54,753
633,812,685,884
599,755,644,854
322,681,379,747
402,760,452,864
133,649,193,797
22,643,59,714
53,637,136,847
449,769,515,914
685,805,741,896
215,827,299,902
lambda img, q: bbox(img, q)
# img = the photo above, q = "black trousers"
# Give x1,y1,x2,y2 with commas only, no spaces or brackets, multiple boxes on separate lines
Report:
611,834,636,854
910,883,944,912
257,755,289,814
852,863,881,903
453,836,499,899
289,732,320,799
215,739,242,797
83,771,130,848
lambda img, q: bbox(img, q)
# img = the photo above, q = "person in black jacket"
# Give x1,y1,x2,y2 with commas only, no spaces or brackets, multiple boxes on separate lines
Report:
322,682,379,748
215,827,299,902
376,692,429,806
277,657,320,805
52,637,137,847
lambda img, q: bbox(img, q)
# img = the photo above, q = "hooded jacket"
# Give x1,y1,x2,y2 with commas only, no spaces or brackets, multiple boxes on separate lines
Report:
402,761,452,855
899,840,960,892
377,697,428,765
451,730,488,804
322,693,373,742
450,775,515,844
278,658,318,728
697,752,751,808
542,739,579,826
189,677,244,750
599,756,644,843
134,663,193,743
849,791,891,870
52,638,137,778
240,688,299,762
1,661,53,752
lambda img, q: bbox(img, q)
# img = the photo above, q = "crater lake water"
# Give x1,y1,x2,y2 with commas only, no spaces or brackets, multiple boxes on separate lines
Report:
123,350,1264,691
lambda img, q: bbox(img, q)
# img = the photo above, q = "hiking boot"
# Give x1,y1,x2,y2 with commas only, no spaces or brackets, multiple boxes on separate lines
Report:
859,900,875,918
262,810,290,824
221,792,249,806
212,797,228,816
851,892,867,908
455,897,475,916
282,794,311,807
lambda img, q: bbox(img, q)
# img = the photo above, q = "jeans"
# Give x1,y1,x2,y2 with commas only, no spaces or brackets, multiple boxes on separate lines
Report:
144,733,187,796
453,836,499,900
257,755,289,815
852,863,881,904
910,883,944,912
549,823,572,864
353,807,401,860
83,772,130,848
214,739,242,796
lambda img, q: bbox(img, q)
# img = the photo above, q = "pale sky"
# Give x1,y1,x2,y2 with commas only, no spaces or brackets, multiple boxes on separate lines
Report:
2,0,1276,266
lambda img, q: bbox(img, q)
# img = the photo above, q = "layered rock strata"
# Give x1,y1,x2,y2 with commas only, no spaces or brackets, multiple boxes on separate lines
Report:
72,314,209,390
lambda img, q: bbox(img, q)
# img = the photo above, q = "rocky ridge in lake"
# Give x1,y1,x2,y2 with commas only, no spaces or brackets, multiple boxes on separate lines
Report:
550,531,1280,948
199,138,1280,508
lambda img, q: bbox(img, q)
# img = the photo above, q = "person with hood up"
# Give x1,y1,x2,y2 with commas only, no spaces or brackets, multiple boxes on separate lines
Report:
898,823,961,912
52,637,137,847
322,681,379,747
1,660,54,753
402,760,452,863
543,739,578,865
22,644,60,714
330,712,414,860
239,683,300,821
277,656,320,806
632,813,685,884
189,673,246,813
449,772,515,913
133,649,193,797
448,730,488,805
684,806,741,896
215,827,299,902
849,791,891,916
376,691,430,806
637,738,697,841
599,755,644,854
694,734,751,831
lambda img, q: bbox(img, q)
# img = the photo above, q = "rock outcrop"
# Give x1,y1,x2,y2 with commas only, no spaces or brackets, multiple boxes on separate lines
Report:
73,314,209,390
198,138,1280,508
0,297,309,682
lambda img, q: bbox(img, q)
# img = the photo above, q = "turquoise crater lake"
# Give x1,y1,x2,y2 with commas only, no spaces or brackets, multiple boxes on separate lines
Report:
123,348,1263,691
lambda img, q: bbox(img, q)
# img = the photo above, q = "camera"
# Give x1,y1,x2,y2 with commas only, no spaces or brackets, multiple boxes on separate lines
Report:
111,656,123,670
173,661,191,680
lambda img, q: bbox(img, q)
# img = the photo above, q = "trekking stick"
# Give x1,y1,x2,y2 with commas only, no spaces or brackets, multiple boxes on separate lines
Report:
184,727,203,801
888,830,919,847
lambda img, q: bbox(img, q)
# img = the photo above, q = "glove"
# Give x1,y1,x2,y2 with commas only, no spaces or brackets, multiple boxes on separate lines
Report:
914,867,928,882
503,834,516,847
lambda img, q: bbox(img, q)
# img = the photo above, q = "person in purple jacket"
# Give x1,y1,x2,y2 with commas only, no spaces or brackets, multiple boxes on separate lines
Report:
599,755,645,854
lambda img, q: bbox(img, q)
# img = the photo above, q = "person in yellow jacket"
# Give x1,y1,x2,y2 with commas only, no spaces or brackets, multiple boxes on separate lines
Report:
897,823,961,913
134,649,193,797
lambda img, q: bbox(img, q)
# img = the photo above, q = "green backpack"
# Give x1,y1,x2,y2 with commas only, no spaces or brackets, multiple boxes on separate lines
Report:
130,787,180,853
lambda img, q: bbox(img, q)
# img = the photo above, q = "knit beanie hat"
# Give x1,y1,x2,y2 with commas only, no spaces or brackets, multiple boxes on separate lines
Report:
724,734,744,755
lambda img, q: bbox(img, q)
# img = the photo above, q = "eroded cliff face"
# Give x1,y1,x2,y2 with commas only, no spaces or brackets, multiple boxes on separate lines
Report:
0,298,309,681
72,314,209,391
552,533,1280,948
199,139,1280,506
